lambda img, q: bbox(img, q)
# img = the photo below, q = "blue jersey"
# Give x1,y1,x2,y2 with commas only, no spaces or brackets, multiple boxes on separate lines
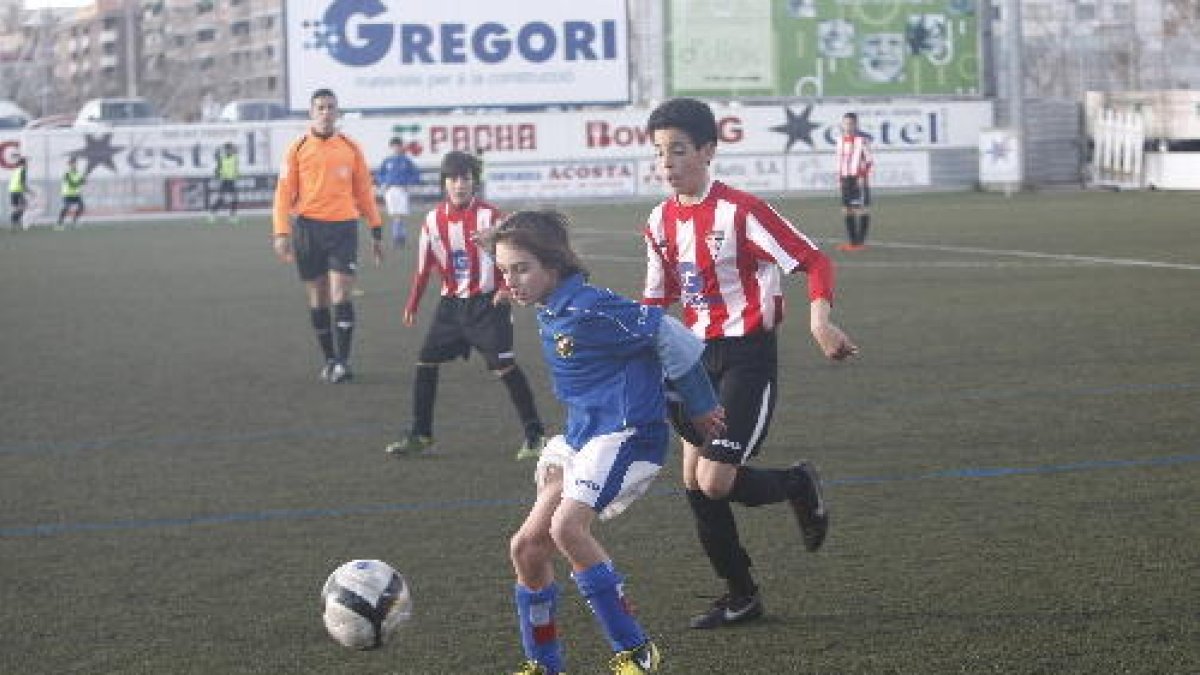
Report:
537,274,667,448
376,154,420,187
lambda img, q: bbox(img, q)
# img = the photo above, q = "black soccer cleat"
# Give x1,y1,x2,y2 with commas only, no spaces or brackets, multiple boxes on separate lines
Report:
790,461,829,552
688,591,764,630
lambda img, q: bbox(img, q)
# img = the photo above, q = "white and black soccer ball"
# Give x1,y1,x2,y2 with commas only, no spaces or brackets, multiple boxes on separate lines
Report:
321,559,412,649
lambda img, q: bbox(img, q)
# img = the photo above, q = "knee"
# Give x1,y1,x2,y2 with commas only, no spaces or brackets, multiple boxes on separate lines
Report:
510,527,553,570
547,512,584,556
695,467,735,500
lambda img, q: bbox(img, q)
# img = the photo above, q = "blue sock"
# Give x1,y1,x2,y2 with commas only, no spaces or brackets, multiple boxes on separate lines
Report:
391,219,406,243
515,583,563,673
572,561,647,652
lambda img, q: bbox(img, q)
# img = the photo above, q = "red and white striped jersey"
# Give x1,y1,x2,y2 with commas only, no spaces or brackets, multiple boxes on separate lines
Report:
836,132,874,178
405,197,503,314
642,180,834,340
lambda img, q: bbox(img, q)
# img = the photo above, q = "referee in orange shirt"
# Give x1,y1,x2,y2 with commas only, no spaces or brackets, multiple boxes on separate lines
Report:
272,88,384,383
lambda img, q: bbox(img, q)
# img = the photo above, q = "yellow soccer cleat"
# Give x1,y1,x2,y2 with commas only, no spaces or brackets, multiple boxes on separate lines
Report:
608,641,661,674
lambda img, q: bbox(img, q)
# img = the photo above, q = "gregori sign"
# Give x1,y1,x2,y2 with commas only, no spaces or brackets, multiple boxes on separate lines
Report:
284,0,631,111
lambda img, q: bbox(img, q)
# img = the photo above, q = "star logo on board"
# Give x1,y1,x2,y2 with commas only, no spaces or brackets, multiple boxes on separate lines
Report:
984,138,1011,163
770,104,822,152
68,133,124,176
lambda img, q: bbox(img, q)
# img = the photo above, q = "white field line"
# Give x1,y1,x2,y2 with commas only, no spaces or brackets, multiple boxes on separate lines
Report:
572,232,1200,272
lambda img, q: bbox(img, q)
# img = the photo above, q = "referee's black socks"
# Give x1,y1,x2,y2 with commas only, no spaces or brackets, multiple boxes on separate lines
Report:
332,302,355,363
310,307,335,362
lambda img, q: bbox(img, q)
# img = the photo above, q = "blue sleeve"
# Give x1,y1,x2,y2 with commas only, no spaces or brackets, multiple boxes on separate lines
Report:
671,360,718,417
655,314,704,379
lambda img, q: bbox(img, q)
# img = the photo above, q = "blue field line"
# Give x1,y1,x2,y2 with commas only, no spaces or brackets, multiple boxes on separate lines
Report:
2,381,1197,458
2,453,1196,540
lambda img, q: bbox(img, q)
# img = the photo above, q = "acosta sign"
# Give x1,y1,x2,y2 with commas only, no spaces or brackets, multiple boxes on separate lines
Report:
287,0,631,110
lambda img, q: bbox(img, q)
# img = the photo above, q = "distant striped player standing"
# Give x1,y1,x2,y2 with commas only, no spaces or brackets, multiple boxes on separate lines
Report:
384,150,545,461
835,112,874,250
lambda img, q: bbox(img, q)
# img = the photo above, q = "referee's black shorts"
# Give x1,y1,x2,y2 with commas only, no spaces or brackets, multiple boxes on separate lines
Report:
293,216,359,281
670,330,779,465
418,293,515,370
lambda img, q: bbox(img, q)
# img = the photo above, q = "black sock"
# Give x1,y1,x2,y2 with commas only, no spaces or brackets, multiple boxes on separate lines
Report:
844,214,856,243
309,307,335,362
858,213,870,243
332,302,354,364
411,365,439,437
499,366,542,438
727,466,794,507
686,490,756,597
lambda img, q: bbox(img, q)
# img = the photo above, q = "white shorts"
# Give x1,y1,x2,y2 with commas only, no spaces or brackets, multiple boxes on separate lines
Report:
535,428,666,521
384,186,410,216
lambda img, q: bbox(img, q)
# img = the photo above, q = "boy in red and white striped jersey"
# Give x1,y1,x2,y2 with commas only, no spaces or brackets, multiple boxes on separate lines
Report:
642,98,858,630
835,112,874,250
384,150,545,460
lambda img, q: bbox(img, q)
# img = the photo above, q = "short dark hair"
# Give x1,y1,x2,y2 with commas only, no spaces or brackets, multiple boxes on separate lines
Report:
646,98,718,148
310,88,336,103
486,210,587,280
440,150,480,185
843,112,859,123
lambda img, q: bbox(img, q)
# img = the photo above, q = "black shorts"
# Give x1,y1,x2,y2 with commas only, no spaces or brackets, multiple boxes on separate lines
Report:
10,192,25,209
62,196,83,208
293,216,359,281
670,330,778,465
840,175,871,208
418,294,515,370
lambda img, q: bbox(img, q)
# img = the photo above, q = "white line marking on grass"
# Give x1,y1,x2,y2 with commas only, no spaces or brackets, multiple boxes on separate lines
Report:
578,239,1200,272
862,241,1200,271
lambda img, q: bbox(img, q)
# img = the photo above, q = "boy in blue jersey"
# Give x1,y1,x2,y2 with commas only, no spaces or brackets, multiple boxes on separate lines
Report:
375,137,421,248
487,210,726,675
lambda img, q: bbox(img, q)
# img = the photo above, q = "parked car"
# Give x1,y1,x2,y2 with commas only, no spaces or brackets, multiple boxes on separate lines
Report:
0,100,32,129
74,97,166,128
25,114,75,130
218,99,290,122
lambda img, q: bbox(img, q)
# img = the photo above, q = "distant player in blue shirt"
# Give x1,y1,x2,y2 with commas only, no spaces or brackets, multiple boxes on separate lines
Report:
375,137,421,248
487,210,725,675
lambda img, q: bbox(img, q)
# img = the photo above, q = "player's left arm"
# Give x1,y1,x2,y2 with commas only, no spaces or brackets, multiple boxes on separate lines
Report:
746,204,858,361
349,144,384,264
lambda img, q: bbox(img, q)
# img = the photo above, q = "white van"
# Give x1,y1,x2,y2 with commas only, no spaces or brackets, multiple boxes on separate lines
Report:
0,100,31,129
74,97,166,128
218,99,290,122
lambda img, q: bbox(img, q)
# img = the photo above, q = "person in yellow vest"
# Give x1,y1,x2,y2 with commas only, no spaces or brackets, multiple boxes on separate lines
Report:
56,157,86,230
9,155,29,231
208,142,239,224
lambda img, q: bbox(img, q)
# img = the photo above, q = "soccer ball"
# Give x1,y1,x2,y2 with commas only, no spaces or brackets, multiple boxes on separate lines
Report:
321,559,412,649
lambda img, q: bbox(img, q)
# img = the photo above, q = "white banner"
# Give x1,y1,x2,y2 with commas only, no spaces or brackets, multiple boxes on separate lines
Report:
340,100,993,168
485,160,639,202
284,0,630,111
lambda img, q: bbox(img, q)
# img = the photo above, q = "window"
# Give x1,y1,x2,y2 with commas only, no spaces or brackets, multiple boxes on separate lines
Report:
197,28,217,43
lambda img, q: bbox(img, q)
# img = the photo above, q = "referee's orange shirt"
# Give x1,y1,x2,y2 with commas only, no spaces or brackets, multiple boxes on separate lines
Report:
272,132,382,237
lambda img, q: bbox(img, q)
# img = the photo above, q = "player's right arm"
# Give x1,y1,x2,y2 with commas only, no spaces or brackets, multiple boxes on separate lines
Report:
271,139,302,262
403,216,436,325
640,213,679,307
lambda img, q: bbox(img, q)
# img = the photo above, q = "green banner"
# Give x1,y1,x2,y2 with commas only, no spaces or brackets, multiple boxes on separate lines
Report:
667,0,980,98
